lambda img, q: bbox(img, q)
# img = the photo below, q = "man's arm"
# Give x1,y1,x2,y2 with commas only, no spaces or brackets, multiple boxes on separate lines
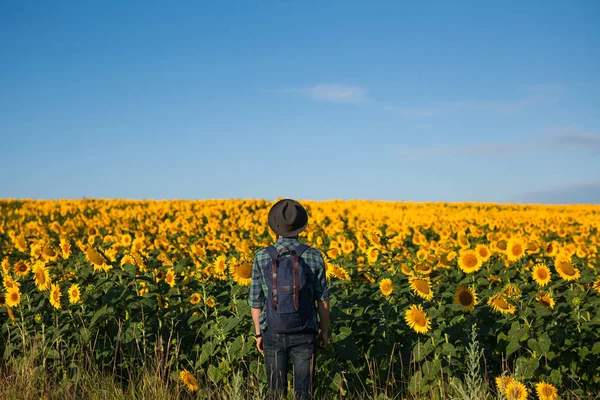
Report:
314,252,331,347
247,254,265,354
317,299,330,347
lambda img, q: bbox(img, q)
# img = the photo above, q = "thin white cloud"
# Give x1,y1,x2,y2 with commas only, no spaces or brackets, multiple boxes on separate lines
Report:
389,127,600,161
387,84,561,117
285,84,367,103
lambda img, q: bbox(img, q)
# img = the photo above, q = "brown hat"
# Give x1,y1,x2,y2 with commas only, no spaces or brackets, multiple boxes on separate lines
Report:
268,199,308,237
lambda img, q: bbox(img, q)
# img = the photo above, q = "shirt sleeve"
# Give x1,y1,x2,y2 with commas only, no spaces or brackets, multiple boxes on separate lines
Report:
247,254,265,309
313,251,330,302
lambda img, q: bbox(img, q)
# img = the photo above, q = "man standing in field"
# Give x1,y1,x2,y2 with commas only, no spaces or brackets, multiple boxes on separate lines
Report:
248,199,330,400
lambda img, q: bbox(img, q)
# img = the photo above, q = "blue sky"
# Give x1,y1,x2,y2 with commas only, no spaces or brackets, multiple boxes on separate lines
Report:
1,1,599,203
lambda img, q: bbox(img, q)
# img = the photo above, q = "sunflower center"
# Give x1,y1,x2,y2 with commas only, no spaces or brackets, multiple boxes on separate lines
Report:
413,312,427,326
10,292,18,302
537,269,548,279
459,291,473,306
238,264,252,279
36,270,46,283
512,245,523,256
464,255,477,268
415,280,430,294
559,261,576,275
495,297,509,309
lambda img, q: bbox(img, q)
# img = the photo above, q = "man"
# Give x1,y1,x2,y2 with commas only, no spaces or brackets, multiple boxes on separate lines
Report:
248,199,330,400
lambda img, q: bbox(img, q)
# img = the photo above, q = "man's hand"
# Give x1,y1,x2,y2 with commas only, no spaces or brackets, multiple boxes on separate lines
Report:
318,330,328,348
256,336,264,354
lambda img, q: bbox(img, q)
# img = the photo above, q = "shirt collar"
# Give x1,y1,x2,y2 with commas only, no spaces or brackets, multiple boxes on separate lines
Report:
275,236,300,247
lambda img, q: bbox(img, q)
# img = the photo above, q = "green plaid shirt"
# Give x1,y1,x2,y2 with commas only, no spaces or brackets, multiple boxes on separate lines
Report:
248,237,329,332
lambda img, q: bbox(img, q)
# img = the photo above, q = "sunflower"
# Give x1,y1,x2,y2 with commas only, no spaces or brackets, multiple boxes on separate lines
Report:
120,254,135,266
531,264,551,287
366,246,379,264
506,238,526,262
413,261,433,275
165,268,176,288
6,287,21,308
454,286,477,311
85,247,107,271
404,304,431,334
190,293,201,305
458,250,482,274
59,237,71,259
593,277,600,294
68,284,81,304
502,283,521,299
230,261,253,286
409,276,433,300
535,381,558,400
536,292,555,309
3,275,20,291
179,369,199,392
545,241,559,257
49,283,62,310
213,255,227,275
14,261,30,277
326,246,341,259
42,245,59,262
488,294,515,314
554,255,580,281
206,297,216,307
505,381,528,400
2,258,10,275
379,278,393,296
32,261,52,291
495,375,514,392
475,244,491,262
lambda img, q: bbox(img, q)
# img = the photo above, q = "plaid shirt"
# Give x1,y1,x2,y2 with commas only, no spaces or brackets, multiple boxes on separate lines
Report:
248,237,330,332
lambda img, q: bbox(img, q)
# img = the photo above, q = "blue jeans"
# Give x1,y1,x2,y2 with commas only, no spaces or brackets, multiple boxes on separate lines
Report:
263,330,317,400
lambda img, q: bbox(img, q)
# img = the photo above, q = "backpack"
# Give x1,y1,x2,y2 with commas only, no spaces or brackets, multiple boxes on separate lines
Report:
264,244,314,333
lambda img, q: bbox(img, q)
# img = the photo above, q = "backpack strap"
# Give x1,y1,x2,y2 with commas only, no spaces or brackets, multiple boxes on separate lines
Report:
266,246,279,309
291,244,309,310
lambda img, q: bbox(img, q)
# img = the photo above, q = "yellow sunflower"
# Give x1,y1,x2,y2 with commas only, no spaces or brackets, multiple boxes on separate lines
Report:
6,287,21,308
32,261,52,291
536,292,555,309
59,237,71,259
495,375,514,392
42,245,59,262
404,304,431,334
454,286,477,311
379,278,393,296
68,284,81,304
190,293,201,305
593,277,600,294
535,381,558,400
120,254,135,266
85,247,107,271
165,268,176,288
366,246,379,264
3,275,20,291
458,250,482,274
488,294,516,314
1,258,10,275
49,283,62,310
230,261,252,286
206,297,216,307
14,261,30,277
502,283,521,299
531,264,551,287
213,255,227,275
554,255,580,281
475,244,491,262
506,238,526,262
409,276,433,300
179,369,199,392
505,380,528,400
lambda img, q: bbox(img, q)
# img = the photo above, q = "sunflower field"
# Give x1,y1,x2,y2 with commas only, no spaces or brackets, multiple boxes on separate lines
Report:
1,199,599,399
